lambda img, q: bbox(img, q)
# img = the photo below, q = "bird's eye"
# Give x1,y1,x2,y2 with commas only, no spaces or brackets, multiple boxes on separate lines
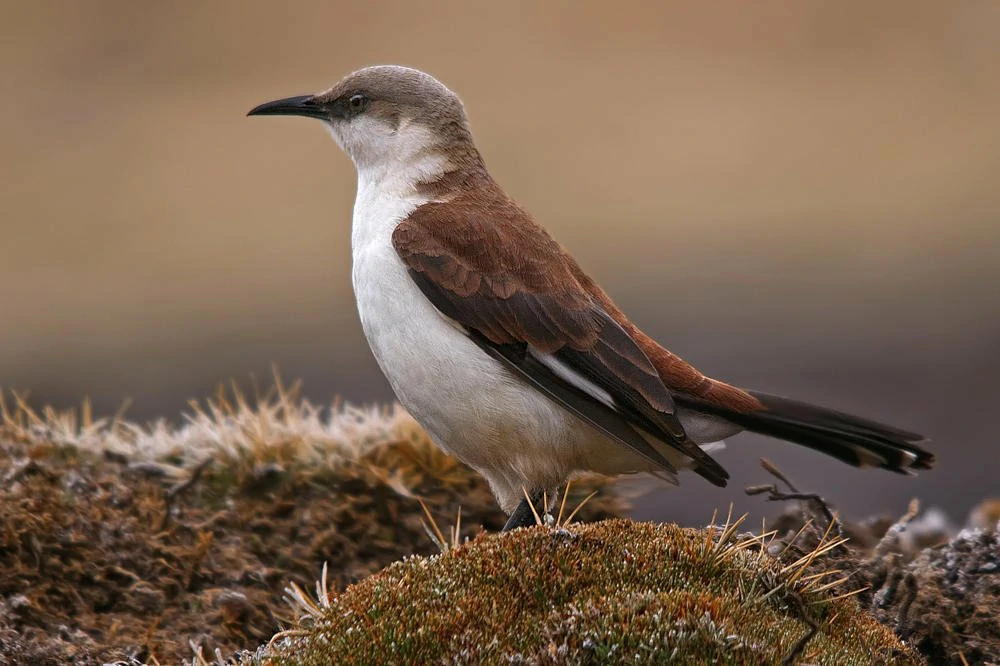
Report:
348,94,368,112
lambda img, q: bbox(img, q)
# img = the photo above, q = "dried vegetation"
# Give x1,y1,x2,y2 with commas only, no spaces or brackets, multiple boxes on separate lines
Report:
0,382,622,664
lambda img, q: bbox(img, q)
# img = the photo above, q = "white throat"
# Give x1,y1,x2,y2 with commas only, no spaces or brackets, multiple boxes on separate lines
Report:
323,119,450,251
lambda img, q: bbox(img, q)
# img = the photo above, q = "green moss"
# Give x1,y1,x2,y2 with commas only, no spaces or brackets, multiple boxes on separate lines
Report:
266,520,922,665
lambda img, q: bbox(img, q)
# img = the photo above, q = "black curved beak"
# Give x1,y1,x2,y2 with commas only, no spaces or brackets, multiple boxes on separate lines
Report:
247,95,328,120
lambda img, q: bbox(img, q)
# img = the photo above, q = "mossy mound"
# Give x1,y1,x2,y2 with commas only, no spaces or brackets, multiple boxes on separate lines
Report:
266,519,922,665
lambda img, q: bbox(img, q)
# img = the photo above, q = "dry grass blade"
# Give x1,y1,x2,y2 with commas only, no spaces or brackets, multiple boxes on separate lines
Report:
450,506,462,549
807,574,856,595
812,585,871,605
777,519,815,560
13,392,44,428
703,504,751,567
705,507,719,544
759,519,851,605
556,479,572,526
267,628,310,650
781,515,838,575
560,490,598,527
522,487,543,526
717,506,749,550
418,498,449,553
798,569,844,587
315,561,330,608
418,500,467,552
733,528,780,562
283,580,322,619
783,537,851,585
781,517,847,582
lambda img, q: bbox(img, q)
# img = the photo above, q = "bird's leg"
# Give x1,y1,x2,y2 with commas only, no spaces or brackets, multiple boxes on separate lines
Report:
502,489,546,532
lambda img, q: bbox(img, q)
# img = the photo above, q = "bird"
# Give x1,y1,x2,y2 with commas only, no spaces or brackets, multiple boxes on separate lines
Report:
248,65,934,531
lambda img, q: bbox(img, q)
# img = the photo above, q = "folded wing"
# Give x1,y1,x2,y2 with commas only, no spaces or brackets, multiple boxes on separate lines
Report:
392,188,729,486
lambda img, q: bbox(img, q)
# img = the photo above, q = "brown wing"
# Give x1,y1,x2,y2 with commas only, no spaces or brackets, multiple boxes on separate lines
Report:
392,188,729,486
566,265,765,413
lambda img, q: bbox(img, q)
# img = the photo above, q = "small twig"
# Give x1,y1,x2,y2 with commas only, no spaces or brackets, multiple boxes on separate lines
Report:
160,457,213,531
746,487,837,525
761,457,800,492
747,458,842,539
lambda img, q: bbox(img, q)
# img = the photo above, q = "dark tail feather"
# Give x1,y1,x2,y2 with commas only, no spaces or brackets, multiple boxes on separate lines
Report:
676,390,935,474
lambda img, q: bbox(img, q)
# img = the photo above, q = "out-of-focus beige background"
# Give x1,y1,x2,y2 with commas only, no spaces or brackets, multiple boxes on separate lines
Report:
2,1,998,524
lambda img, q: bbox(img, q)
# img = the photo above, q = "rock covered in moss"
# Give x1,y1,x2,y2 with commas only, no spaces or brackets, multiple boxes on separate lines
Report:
266,519,922,665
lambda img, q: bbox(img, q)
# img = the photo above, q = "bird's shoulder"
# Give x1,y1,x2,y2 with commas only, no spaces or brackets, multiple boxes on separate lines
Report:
391,182,602,352
393,183,582,295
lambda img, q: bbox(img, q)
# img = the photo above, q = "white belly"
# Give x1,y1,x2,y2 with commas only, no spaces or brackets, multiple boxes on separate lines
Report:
352,238,633,511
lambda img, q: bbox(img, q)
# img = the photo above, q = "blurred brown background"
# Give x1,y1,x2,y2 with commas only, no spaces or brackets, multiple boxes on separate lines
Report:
2,1,998,525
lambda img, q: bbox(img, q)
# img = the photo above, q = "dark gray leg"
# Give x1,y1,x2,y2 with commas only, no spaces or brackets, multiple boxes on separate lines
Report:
502,490,545,532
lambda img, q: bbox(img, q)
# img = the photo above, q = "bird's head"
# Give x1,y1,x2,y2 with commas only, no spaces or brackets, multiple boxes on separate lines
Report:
249,65,480,176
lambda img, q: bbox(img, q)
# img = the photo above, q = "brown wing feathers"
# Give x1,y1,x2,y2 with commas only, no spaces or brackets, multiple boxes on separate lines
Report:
392,188,730,486
566,264,765,414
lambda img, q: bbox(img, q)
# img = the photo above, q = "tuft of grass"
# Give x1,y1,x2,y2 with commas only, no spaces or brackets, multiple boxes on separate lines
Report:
263,518,923,665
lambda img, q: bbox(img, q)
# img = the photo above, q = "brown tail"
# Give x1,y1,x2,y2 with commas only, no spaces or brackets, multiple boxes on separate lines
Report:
675,390,935,474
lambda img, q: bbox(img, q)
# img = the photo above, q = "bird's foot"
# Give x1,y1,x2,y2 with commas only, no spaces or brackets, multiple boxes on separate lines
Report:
501,490,546,532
